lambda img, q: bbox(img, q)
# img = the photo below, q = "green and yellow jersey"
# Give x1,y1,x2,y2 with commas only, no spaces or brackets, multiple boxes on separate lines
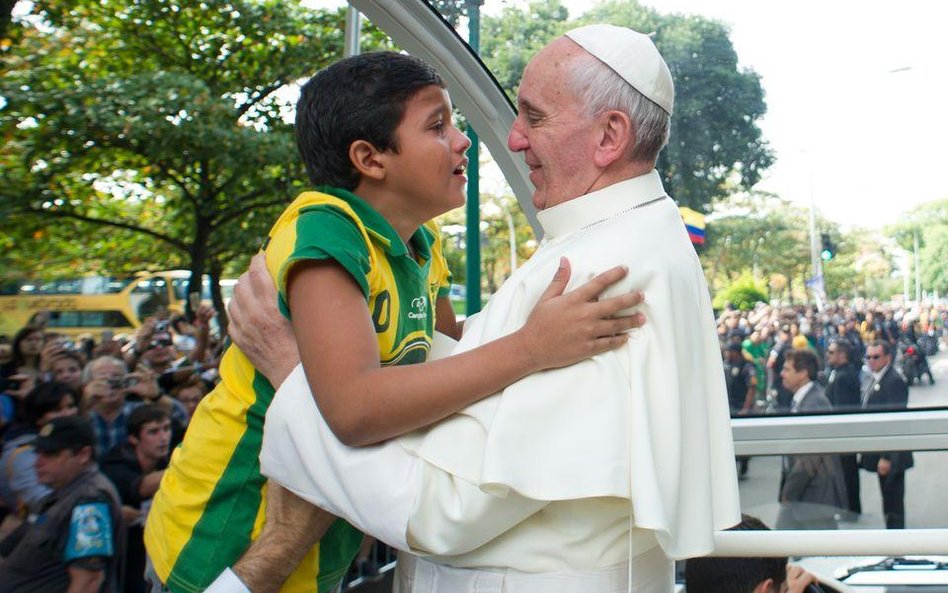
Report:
145,187,452,593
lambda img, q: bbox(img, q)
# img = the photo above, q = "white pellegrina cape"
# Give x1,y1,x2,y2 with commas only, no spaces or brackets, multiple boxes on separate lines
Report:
399,170,740,559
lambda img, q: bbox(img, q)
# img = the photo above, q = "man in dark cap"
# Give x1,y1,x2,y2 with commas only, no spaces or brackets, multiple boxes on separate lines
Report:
0,416,124,593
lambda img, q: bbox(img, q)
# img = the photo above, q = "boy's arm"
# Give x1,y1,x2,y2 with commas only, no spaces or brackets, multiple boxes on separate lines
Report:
435,295,462,340
288,256,643,447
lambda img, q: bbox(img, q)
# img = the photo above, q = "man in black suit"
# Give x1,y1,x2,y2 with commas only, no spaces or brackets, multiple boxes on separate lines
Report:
776,348,847,530
860,340,913,529
824,339,862,519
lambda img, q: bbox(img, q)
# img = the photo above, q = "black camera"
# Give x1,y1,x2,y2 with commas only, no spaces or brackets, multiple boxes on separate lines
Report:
154,320,170,333
122,376,140,389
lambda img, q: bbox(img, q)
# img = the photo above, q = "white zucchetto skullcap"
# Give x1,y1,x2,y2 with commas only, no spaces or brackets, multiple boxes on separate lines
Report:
565,24,675,115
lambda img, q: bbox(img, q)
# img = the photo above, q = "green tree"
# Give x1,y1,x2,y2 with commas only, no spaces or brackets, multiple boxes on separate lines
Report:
712,271,767,311
920,224,948,294
701,193,811,302
0,0,391,325
886,199,948,297
480,0,571,99
1,0,15,40
436,192,537,296
427,0,468,27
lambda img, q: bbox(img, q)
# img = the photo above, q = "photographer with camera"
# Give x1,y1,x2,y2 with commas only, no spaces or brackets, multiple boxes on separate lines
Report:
127,314,217,397
83,356,139,457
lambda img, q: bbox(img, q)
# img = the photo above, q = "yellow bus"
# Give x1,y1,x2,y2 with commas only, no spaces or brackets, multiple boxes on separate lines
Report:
0,270,228,339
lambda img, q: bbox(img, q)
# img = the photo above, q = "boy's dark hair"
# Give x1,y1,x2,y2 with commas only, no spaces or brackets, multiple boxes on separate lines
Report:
128,404,170,439
684,514,787,593
22,381,78,427
295,51,446,190
785,348,819,381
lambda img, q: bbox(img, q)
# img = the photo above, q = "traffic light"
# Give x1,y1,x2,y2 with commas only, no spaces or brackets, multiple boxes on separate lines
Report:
820,233,835,261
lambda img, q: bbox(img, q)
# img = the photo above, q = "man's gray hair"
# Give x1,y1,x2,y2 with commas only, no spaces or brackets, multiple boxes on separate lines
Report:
568,51,671,163
82,355,128,385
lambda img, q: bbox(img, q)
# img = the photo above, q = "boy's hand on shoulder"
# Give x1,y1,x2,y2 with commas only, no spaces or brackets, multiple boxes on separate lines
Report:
228,253,300,387
519,257,646,371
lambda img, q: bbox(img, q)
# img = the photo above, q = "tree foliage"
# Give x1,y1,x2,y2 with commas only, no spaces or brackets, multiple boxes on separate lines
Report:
437,191,538,294
712,271,767,311
886,199,948,296
701,192,907,302
0,0,392,323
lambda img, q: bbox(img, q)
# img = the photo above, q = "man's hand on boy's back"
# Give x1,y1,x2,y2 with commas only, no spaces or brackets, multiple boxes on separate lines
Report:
228,253,300,387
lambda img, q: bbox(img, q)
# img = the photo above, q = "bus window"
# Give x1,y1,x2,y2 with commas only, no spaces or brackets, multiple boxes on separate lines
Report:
45,310,134,329
170,275,213,303
130,277,170,320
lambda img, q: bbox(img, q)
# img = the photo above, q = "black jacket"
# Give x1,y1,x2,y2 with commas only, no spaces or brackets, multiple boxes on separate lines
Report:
861,366,914,473
825,364,861,412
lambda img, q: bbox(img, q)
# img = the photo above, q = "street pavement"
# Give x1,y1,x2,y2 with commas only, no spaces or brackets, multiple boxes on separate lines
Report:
736,347,948,530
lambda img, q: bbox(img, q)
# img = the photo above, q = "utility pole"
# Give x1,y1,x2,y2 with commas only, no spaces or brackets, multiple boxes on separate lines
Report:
806,163,824,312
464,0,484,315
914,228,922,302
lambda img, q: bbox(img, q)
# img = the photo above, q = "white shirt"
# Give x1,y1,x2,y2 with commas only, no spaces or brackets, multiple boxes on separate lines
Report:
401,171,740,563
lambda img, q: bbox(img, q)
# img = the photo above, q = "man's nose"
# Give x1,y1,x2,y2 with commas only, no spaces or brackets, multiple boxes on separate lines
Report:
507,118,528,152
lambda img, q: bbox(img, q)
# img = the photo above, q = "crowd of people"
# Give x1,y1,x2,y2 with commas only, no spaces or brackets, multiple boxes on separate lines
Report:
0,308,222,593
718,299,945,531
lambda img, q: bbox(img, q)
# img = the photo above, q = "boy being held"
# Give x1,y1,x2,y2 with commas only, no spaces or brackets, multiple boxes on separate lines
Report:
146,51,643,593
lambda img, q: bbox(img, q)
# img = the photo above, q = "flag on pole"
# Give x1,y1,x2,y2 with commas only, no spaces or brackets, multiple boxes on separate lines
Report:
679,207,706,246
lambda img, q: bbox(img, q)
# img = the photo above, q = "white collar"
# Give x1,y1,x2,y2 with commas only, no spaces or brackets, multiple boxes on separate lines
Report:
871,364,891,382
792,381,814,409
536,170,668,242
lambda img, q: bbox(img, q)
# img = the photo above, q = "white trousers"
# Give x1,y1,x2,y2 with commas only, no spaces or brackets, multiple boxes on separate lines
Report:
393,548,673,593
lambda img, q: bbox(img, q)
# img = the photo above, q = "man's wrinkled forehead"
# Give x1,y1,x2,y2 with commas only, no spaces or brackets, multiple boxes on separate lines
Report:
517,37,584,107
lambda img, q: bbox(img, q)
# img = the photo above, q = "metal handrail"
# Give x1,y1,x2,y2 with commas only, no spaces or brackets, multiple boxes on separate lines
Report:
712,529,948,557
731,408,948,456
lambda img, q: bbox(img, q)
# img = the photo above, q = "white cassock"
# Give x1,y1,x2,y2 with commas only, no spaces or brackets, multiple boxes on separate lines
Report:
260,171,740,588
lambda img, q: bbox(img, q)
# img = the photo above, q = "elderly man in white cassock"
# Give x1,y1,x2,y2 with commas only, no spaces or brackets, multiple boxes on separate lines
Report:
223,24,739,593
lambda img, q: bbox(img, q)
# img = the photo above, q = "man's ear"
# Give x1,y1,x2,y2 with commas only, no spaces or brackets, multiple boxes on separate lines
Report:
349,140,387,181
593,110,634,168
77,445,94,464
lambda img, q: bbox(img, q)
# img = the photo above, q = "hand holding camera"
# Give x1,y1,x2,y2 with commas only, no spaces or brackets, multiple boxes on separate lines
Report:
124,370,160,401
